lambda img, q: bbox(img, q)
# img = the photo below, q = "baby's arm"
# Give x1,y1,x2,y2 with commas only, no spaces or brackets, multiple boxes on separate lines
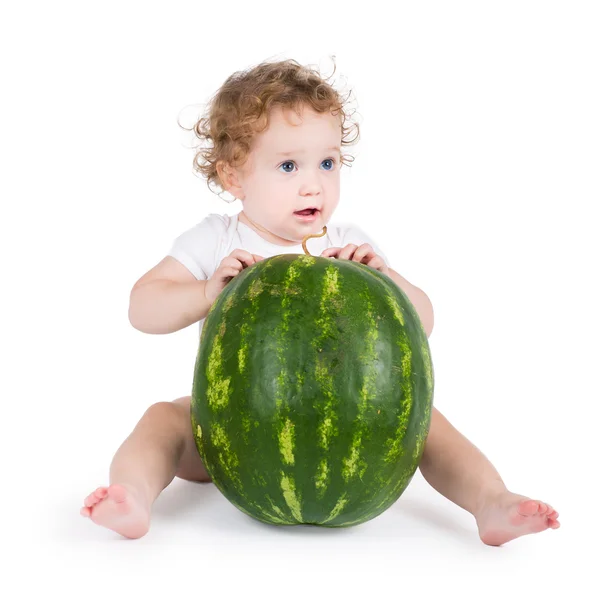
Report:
128,256,212,334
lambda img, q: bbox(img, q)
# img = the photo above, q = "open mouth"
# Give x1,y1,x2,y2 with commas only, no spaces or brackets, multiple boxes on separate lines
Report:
294,207,319,216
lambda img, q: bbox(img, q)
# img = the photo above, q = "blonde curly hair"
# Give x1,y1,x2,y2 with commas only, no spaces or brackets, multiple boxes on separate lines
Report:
179,56,360,202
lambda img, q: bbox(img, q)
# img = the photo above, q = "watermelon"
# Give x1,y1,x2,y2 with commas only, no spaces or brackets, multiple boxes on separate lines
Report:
191,230,434,527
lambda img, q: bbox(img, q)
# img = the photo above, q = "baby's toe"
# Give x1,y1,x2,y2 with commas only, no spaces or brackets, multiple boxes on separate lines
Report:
80,506,91,518
107,484,127,503
517,500,540,517
537,502,548,514
84,487,108,507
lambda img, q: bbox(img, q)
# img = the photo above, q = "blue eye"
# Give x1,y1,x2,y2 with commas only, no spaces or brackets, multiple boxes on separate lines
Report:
279,158,337,173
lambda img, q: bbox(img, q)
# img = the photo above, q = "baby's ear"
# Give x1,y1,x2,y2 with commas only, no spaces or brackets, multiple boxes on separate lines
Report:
217,160,245,199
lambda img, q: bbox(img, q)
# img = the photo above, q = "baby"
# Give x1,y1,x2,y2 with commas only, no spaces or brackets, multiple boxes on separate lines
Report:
80,58,560,544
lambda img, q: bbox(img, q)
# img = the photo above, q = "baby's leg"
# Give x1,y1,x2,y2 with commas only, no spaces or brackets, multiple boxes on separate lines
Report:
80,396,210,539
419,407,560,546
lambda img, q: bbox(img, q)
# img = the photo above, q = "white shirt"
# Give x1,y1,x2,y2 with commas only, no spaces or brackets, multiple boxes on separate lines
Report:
167,210,389,334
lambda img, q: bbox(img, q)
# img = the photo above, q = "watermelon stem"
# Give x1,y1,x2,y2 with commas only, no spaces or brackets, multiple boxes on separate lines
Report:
302,226,328,256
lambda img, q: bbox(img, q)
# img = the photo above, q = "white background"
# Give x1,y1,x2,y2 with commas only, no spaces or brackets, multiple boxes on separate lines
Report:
1,1,598,598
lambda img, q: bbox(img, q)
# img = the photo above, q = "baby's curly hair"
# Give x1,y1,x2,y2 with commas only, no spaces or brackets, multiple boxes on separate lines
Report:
179,56,360,201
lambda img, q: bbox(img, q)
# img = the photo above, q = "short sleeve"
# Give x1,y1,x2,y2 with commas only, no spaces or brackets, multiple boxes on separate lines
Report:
167,214,227,280
340,224,390,266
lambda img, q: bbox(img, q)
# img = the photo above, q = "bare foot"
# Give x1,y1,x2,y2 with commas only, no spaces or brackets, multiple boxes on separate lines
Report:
80,484,150,539
476,491,560,546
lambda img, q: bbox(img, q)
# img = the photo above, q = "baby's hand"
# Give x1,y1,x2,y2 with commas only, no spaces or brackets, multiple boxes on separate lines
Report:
205,249,264,304
321,243,390,276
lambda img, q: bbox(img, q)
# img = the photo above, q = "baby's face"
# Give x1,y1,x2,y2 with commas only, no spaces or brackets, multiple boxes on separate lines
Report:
235,104,342,245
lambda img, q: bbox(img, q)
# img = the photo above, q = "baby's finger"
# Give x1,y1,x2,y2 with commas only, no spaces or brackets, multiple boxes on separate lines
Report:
366,256,390,275
219,267,240,281
230,249,260,267
366,255,384,268
352,244,376,264
338,244,359,261
219,256,243,270
321,247,342,258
